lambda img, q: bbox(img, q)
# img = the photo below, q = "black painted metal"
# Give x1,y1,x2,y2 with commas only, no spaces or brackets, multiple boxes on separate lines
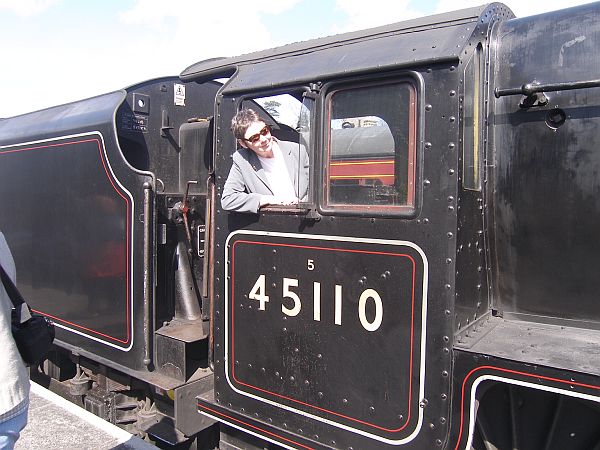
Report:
489,1,600,326
204,4,512,446
0,95,151,369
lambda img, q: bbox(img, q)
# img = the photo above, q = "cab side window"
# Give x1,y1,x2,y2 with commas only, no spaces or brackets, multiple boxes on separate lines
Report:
241,92,311,204
324,81,416,213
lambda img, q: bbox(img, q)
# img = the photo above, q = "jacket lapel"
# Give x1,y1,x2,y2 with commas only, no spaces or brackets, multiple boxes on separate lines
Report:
246,150,272,193
279,140,298,188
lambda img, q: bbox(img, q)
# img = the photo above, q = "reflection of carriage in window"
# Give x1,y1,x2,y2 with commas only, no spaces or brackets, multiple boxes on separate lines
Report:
327,81,416,211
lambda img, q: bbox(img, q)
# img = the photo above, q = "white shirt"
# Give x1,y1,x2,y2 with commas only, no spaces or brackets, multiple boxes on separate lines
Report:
258,145,297,202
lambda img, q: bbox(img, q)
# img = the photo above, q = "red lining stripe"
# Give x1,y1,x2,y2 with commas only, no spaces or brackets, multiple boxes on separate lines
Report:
197,403,315,450
454,365,600,450
230,239,419,433
0,138,132,345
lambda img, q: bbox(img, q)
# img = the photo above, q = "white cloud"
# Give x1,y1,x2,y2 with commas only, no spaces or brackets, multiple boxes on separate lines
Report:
119,0,302,58
333,0,423,32
332,0,593,34
505,1,590,18
0,0,60,16
433,0,590,18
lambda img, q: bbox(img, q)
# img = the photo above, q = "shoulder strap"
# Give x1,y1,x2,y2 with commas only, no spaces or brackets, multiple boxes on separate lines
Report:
0,263,25,308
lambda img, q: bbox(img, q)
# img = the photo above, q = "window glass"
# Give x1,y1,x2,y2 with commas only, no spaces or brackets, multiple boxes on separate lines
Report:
325,82,416,212
463,44,483,191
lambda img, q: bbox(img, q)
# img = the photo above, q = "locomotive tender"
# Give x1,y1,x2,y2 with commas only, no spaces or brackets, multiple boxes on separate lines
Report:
1,2,600,448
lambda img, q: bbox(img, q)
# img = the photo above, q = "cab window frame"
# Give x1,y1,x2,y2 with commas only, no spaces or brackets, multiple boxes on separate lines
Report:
236,86,315,213
318,74,421,217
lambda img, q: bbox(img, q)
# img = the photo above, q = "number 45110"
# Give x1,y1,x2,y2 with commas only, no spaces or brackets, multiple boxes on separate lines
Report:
248,274,384,332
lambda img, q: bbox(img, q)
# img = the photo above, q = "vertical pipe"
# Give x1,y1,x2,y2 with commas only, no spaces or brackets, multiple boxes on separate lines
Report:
143,182,153,367
208,181,216,371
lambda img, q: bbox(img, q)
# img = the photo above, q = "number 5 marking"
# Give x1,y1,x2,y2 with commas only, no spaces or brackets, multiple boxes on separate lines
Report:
307,259,314,271
282,278,301,316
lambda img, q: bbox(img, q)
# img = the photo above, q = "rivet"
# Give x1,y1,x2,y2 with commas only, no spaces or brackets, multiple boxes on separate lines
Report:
424,179,431,186
448,142,455,149
448,169,455,175
425,104,433,111
449,116,456,123
449,90,456,96
425,142,432,149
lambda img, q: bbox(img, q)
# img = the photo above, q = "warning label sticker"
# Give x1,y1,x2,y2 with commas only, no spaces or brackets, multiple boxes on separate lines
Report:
174,83,186,106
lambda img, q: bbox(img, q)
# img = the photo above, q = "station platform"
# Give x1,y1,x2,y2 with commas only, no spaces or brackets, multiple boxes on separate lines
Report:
15,382,157,450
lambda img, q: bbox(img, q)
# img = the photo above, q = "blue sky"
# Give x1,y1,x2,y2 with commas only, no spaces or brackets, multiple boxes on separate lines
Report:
0,0,594,118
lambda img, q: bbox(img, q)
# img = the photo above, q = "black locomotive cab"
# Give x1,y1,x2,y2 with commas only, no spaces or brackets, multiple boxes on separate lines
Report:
3,2,600,449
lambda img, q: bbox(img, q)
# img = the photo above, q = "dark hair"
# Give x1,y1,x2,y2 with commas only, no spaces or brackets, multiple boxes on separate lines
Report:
231,108,263,140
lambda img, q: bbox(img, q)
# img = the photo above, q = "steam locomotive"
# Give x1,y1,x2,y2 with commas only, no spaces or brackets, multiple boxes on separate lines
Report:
2,2,600,449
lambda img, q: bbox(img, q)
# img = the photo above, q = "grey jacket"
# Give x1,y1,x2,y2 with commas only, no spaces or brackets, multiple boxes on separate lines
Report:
221,139,309,214
0,232,29,420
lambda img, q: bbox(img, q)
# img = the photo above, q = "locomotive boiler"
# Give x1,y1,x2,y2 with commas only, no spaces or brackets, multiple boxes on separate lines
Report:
1,2,600,449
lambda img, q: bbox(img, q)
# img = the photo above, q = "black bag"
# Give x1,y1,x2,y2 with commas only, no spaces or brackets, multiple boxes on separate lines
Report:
0,264,55,366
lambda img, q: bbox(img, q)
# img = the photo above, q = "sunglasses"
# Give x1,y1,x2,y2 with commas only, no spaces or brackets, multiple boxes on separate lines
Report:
245,125,270,143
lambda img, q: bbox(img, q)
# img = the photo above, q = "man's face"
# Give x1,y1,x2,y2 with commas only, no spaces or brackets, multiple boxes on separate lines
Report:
240,121,273,157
